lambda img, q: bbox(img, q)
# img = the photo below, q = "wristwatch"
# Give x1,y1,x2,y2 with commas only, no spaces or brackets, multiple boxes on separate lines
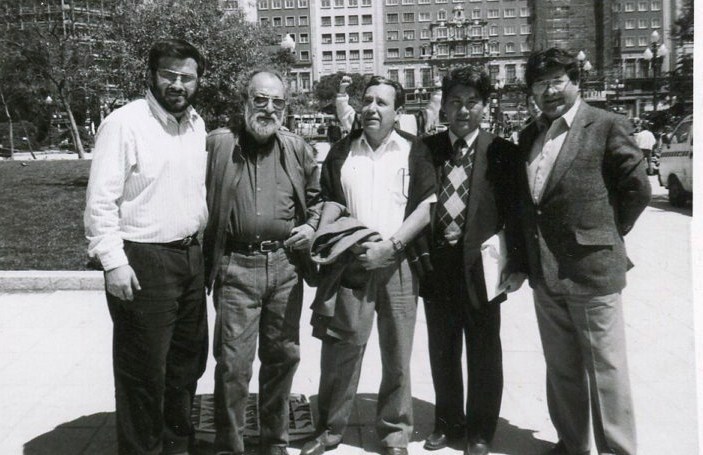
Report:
389,236,406,254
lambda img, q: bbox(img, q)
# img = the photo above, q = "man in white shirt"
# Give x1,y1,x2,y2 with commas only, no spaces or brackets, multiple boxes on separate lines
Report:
84,39,208,455
301,77,436,455
635,121,657,175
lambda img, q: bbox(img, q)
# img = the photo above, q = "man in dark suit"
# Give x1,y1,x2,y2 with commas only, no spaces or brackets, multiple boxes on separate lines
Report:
202,70,322,455
419,65,525,455
517,48,651,455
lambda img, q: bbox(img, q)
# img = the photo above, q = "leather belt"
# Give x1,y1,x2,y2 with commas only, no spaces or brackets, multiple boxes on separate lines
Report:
227,239,286,254
127,234,198,249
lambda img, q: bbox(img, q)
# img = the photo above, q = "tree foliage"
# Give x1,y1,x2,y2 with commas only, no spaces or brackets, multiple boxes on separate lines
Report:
673,0,693,43
313,72,367,113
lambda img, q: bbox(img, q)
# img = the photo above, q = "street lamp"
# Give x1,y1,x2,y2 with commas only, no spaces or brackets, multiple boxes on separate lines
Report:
642,30,668,112
492,79,504,133
612,78,625,113
576,51,592,96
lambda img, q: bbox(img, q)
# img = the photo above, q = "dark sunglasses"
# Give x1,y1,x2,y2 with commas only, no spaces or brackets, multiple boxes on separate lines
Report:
252,95,287,110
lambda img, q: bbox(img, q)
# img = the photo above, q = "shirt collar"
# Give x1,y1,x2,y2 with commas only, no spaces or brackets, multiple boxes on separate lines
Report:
448,127,480,150
145,89,199,127
360,129,404,153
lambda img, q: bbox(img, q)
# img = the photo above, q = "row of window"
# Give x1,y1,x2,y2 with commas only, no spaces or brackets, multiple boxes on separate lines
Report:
623,35,664,47
387,0,517,4
622,18,661,29
384,24,531,41
261,16,309,27
388,41,529,58
386,64,521,90
321,32,374,43
320,0,372,7
320,15,373,26
321,49,374,61
613,0,662,12
258,0,307,9
386,6,530,20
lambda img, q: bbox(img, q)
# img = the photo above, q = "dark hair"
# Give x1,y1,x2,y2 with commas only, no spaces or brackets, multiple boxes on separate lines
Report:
148,39,206,77
241,69,288,101
441,64,492,104
524,48,580,89
363,76,405,110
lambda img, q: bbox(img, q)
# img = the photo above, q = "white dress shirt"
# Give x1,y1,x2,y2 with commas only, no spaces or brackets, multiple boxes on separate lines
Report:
448,128,480,156
526,98,581,203
84,90,208,271
341,130,435,239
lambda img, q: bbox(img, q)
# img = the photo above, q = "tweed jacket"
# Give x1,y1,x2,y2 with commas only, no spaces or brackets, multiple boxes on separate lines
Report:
202,127,323,290
517,102,651,295
421,129,524,308
318,128,437,281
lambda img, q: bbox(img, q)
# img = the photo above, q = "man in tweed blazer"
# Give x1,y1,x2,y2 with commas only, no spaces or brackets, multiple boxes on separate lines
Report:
517,48,651,455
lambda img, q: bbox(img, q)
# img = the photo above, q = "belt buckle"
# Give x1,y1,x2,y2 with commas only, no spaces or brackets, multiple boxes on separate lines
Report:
180,236,195,247
259,240,277,253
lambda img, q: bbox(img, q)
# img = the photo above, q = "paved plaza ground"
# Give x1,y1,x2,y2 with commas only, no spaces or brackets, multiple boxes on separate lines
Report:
0,177,699,454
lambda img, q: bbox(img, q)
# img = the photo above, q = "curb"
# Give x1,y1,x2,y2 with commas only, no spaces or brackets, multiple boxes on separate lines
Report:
0,271,104,292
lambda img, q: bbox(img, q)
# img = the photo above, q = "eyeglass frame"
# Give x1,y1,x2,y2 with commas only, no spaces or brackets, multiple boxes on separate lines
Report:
530,76,573,95
156,69,198,85
250,94,287,111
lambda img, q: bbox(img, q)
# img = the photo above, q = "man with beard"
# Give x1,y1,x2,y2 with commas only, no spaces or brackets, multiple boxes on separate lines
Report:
300,77,436,455
85,39,208,455
517,48,650,455
202,70,323,455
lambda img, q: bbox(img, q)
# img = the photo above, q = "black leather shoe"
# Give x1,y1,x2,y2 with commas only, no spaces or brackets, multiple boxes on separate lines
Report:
546,441,590,455
465,438,490,455
424,432,449,451
383,448,408,455
259,446,289,455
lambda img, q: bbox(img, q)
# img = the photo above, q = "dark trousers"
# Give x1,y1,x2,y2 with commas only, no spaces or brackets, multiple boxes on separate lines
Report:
423,246,503,442
212,248,303,453
107,241,208,455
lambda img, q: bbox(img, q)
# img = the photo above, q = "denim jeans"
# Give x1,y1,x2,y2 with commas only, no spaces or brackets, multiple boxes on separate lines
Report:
213,248,303,453
107,241,208,455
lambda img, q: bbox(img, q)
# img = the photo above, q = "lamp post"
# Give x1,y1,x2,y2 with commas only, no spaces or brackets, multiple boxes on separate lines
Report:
613,78,625,113
492,79,504,134
45,95,55,148
642,30,668,113
576,51,592,97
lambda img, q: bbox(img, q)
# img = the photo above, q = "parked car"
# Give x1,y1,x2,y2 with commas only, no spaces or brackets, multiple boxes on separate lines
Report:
658,114,693,207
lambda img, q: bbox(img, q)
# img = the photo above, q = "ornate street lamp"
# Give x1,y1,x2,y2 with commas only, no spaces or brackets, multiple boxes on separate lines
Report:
613,78,625,113
576,51,592,96
642,30,668,112
492,79,504,133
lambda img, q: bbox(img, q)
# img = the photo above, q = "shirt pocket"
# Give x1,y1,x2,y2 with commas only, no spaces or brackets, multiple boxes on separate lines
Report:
386,166,410,205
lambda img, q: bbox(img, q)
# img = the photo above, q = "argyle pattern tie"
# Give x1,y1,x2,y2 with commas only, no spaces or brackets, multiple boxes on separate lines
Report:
436,138,474,238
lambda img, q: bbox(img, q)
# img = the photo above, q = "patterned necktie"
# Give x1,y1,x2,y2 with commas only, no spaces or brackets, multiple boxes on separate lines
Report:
436,138,474,240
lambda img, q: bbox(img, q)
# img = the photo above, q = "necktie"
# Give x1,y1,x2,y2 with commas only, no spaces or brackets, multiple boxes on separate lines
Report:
436,139,474,241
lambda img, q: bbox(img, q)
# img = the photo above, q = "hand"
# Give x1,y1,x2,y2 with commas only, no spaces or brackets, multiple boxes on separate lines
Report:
284,224,315,250
444,225,462,246
357,240,395,270
339,75,352,94
105,264,141,301
499,272,527,294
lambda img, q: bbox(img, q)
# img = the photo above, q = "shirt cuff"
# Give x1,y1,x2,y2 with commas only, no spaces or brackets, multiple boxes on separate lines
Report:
99,248,129,272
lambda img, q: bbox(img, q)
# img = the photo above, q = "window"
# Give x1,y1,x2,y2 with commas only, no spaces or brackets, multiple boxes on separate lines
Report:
624,37,635,47
260,17,269,25
362,14,372,24
520,24,531,34
285,16,295,26
404,47,414,58
321,34,332,44
362,31,373,41
334,0,344,6
638,36,648,46
299,50,310,61
299,15,308,25
336,50,346,60
436,27,447,38
298,0,307,6
504,8,516,18
435,0,447,3
624,2,635,11
361,0,371,5
271,0,281,8
335,15,345,25
387,30,399,41
349,32,359,42
651,0,661,11
419,0,429,3
437,44,449,56
403,30,415,40
402,0,414,4
505,64,516,82
299,33,309,43
363,49,373,59
489,42,499,53
349,0,358,5
471,26,481,37
454,44,465,55
520,6,529,17
387,13,399,23
404,69,415,88
259,0,269,8
505,42,515,53
350,50,360,60
421,68,431,86
285,0,294,6
388,48,400,58
437,9,447,20
625,19,634,29
471,43,482,55
387,0,399,4
349,15,359,25
419,12,430,21
300,73,310,90
322,51,333,61
638,19,647,29
388,69,399,81
487,9,499,18
489,65,499,82
504,25,516,35
638,0,648,10
521,41,530,52
612,3,621,12
420,29,430,39
402,12,414,22
273,16,282,26
472,9,481,19
489,25,498,36
321,0,330,6
651,18,660,28
335,33,346,43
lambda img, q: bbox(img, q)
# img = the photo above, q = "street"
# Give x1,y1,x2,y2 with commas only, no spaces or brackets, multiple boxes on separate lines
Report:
0,176,697,454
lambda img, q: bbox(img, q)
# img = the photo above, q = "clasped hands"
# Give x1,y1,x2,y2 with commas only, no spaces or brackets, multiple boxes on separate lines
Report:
352,239,396,270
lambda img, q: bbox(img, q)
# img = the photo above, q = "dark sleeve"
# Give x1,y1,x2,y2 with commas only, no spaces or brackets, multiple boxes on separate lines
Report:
407,139,436,212
605,115,652,235
301,141,323,229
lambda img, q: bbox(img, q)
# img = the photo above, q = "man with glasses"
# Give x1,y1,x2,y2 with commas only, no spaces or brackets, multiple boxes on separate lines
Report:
85,39,208,455
419,65,525,455
202,70,323,455
516,48,650,455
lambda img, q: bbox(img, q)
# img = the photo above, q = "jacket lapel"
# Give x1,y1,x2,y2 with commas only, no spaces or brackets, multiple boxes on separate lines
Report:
465,130,489,227
220,139,245,231
278,134,307,215
542,102,594,198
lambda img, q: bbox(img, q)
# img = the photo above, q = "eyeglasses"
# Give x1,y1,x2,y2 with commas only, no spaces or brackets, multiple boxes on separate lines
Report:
446,98,482,109
251,95,287,110
531,78,571,94
156,69,198,85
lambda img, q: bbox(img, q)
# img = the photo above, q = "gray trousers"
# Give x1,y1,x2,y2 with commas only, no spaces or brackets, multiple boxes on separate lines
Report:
316,258,418,448
533,283,636,455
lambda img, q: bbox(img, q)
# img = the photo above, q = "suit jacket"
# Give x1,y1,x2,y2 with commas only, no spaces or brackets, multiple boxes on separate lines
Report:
202,127,323,290
517,101,651,295
420,129,524,309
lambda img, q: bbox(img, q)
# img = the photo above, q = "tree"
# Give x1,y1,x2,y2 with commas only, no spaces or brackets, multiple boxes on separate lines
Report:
669,0,693,103
313,72,367,113
110,0,287,129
